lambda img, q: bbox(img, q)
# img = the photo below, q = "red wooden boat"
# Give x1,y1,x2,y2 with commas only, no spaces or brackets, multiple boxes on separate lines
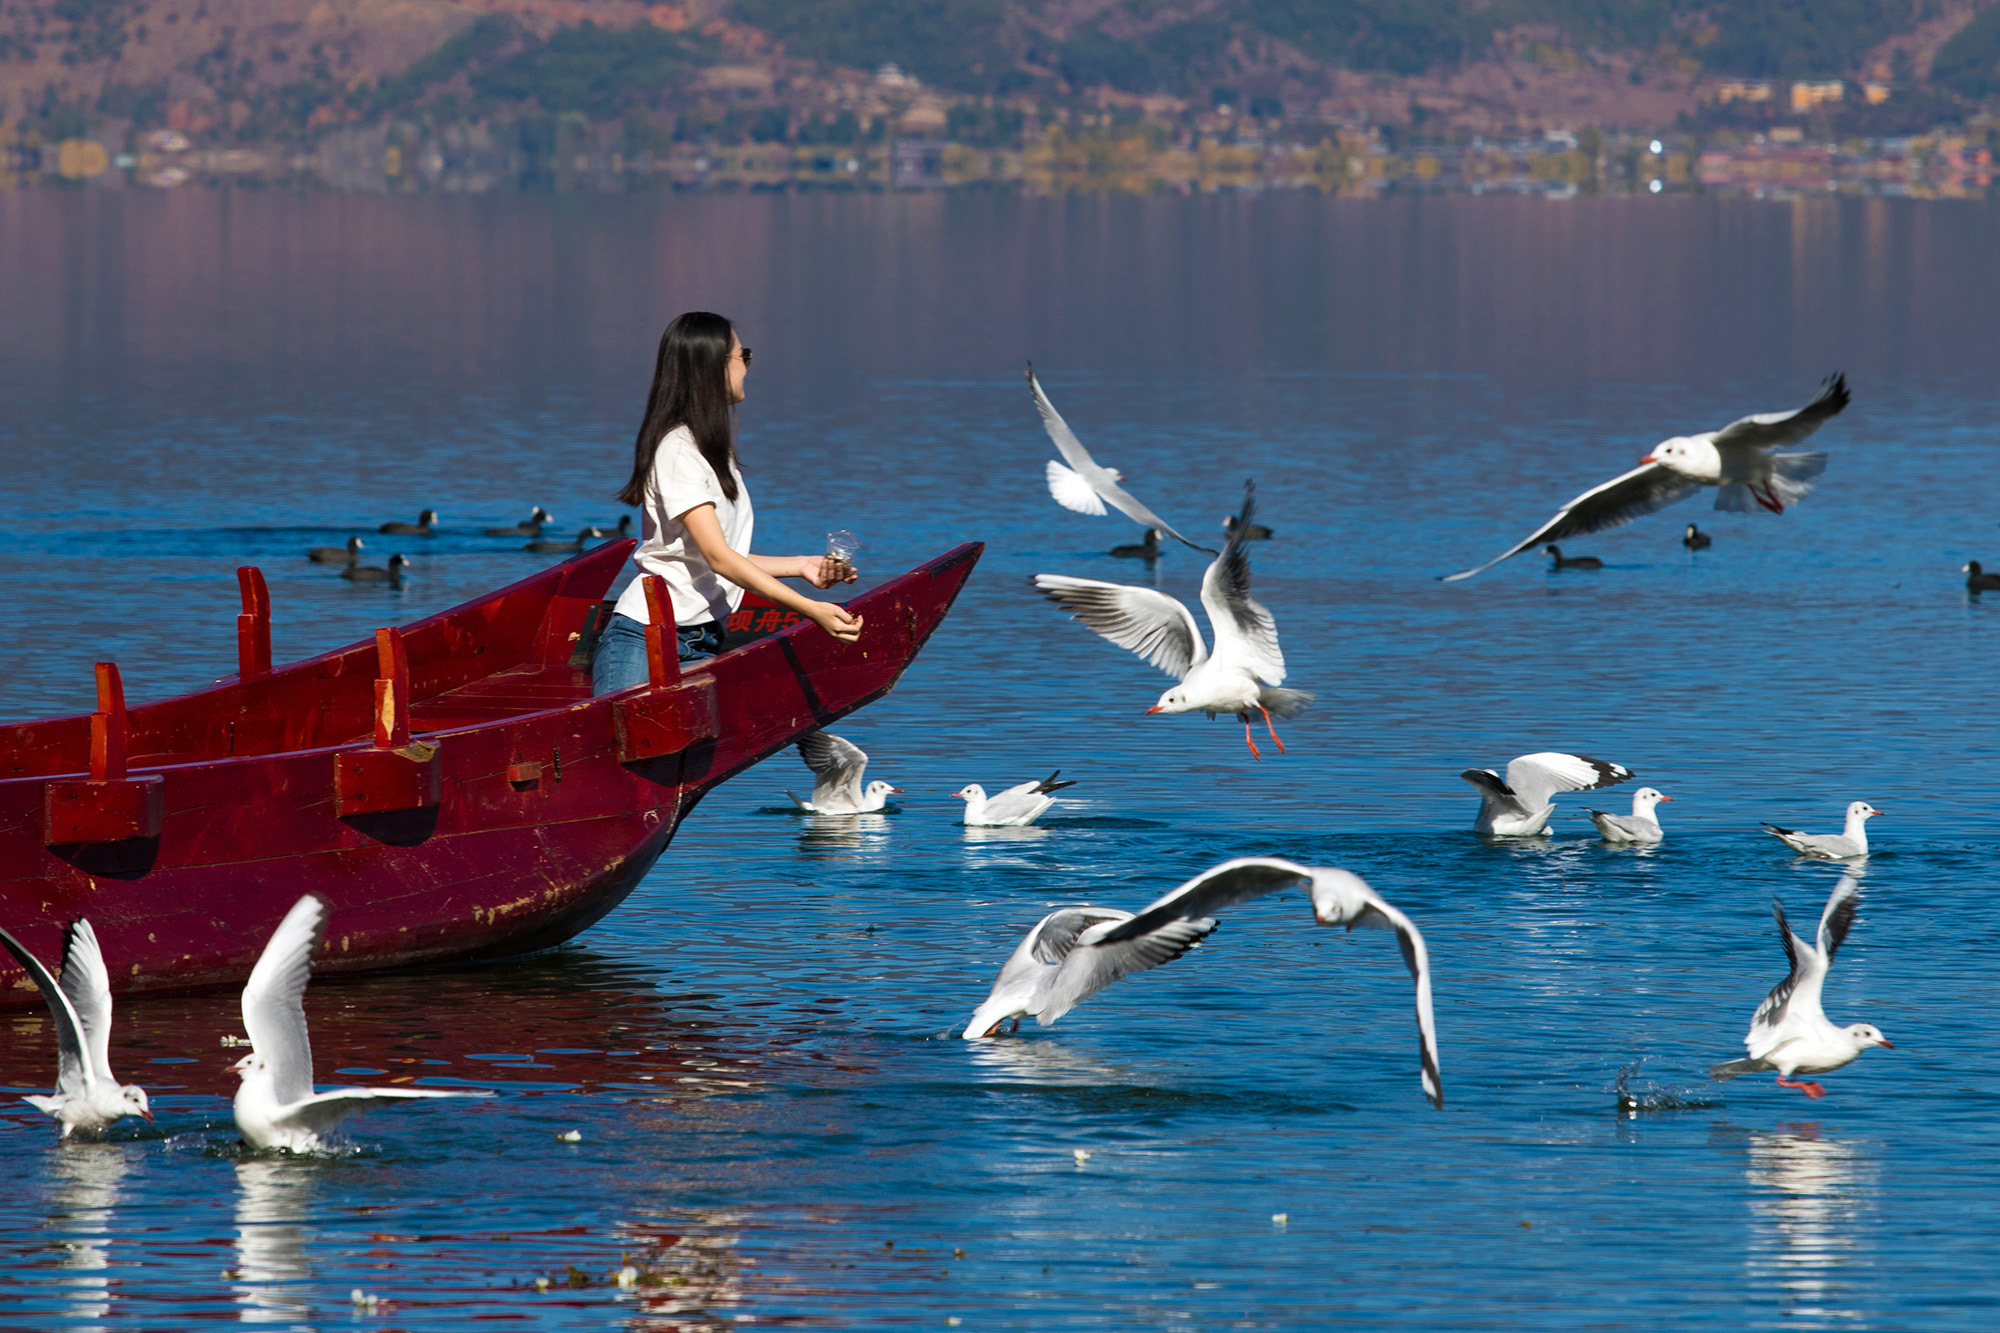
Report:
0,538,981,1008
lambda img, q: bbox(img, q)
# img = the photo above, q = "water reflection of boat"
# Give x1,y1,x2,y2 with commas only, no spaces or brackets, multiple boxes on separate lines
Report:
1744,1125,1876,1327
46,1143,132,1333
233,1159,314,1324
0,539,979,1008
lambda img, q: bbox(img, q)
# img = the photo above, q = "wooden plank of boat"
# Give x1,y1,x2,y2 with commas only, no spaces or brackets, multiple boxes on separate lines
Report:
0,539,982,1007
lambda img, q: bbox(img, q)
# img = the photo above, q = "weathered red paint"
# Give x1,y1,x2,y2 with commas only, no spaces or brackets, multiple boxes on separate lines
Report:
0,537,982,1007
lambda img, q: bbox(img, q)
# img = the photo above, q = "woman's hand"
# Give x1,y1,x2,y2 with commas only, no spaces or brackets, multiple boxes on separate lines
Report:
798,555,860,589
807,602,864,644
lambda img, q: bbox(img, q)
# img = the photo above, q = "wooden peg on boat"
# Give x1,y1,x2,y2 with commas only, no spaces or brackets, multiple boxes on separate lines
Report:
373,627,412,750
642,575,680,688
90,662,128,782
236,566,272,680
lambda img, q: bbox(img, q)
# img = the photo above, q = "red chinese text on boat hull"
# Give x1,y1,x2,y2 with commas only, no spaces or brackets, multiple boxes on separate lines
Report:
0,540,982,1006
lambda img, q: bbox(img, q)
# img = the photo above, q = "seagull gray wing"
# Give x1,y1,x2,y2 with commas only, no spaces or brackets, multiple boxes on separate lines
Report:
1027,366,1214,554
1817,875,1860,962
1199,482,1285,685
271,1086,493,1136
1711,372,1850,453
1032,575,1206,679
0,925,95,1100
1036,915,1217,1026
1099,857,1314,943
57,920,118,1086
797,730,869,808
1459,768,1532,818
1749,895,1821,1036
1303,868,1443,1109
1439,462,1702,582
242,895,329,1109
1503,753,1632,810
1347,885,1444,1112
977,780,1059,826
1028,908,1134,965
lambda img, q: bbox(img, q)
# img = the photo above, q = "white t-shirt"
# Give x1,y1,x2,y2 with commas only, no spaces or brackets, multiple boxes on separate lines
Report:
613,424,755,627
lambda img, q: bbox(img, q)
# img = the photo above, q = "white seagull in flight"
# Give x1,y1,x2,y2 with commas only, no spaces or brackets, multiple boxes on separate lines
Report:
1709,877,1892,1098
1460,752,1633,836
1442,373,1850,581
232,895,492,1152
1028,364,1213,554
1034,482,1312,758
962,856,1442,1110
0,920,152,1138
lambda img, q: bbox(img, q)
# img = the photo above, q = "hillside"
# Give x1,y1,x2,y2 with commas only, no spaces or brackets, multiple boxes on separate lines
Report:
4,0,1998,147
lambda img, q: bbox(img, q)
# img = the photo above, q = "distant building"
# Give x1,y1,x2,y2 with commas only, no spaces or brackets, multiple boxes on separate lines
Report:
876,64,918,91
1790,81,1844,112
1716,82,1773,104
1863,82,1892,105
893,138,946,189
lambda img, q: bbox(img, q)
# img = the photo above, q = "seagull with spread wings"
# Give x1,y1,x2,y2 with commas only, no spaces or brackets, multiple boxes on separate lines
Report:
1709,877,1892,1099
1460,752,1634,836
232,895,492,1152
1442,373,1850,582
0,921,151,1138
1028,364,1213,555
961,857,1442,1109
1034,482,1311,758
785,730,901,814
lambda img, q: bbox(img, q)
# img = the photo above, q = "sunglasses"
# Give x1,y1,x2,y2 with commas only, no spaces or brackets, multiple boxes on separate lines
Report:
737,346,753,366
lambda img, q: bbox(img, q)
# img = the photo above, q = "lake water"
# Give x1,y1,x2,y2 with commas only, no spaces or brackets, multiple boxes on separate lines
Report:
3,189,2000,1329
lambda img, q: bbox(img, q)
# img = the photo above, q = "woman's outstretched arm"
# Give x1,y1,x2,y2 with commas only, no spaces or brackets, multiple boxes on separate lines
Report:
680,503,863,643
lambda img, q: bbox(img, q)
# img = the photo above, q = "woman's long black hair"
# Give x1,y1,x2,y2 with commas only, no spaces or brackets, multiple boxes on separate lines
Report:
619,311,739,507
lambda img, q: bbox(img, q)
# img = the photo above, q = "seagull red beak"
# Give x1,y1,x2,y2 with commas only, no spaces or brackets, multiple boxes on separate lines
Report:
142,1108,154,1122
888,787,904,793
1879,1040,1896,1049
1144,705,1163,715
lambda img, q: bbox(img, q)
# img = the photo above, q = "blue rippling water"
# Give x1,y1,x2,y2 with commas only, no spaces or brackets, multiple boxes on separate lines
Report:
2,190,1999,1330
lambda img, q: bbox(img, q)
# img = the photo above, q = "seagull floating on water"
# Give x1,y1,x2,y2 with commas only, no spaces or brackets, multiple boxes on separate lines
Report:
1762,801,1879,859
1441,373,1850,582
1034,482,1312,758
0,921,152,1138
1684,523,1712,550
1709,876,1891,1099
233,895,491,1152
1460,753,1633,836
1028,364,1212,554
956,772,1077,827
961,857,1442,1109
786,731,901,814
1589,787,1670,843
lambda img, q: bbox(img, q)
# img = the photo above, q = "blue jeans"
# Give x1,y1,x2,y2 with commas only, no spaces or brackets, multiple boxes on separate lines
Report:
591,614,722,694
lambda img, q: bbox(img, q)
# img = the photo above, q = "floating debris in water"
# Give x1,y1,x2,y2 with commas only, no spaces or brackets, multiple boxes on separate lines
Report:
220,1035,249,1047
616,1265,639,1289
1613,1059,1724,1113
350,1289,381,1311
1271,1212,1289,1226
1073,1149,1091,1163
556,1129,582,1142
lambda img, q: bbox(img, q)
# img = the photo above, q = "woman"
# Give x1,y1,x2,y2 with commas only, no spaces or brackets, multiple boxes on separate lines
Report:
592,312,861,694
